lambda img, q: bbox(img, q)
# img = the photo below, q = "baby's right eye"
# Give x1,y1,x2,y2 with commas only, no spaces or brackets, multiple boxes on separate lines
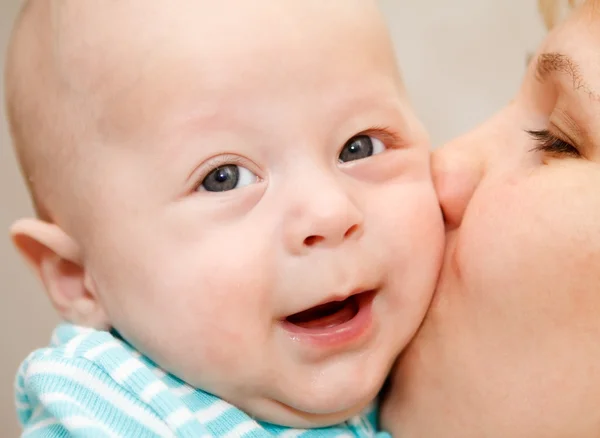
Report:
198,164,258,192
338,134,386,163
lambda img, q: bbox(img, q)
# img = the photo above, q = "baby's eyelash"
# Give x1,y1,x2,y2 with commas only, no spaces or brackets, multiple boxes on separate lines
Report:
527,129,581,157
361,125,404,148
190,155,256,191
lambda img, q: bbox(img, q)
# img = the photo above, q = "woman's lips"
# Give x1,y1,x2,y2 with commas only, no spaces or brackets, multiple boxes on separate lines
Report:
282,290,376,348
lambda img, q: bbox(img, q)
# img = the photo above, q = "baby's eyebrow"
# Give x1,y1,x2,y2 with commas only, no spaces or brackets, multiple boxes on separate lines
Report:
535,52,600,99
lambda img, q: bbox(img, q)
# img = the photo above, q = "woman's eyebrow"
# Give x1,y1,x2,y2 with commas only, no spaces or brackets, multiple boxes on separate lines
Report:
535,52,599,99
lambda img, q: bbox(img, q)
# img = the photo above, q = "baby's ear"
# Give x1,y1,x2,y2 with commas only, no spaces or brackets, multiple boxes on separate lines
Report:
10,218,110,330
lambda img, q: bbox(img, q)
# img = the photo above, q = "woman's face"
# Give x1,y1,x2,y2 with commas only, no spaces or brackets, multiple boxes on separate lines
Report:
383,3,600,437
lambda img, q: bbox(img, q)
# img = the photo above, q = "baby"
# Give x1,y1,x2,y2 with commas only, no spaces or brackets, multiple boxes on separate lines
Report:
6,1,444,436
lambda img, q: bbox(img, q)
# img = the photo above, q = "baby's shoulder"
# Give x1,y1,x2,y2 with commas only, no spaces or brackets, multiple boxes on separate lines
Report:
14,324,195,436
18,323,139,376
16,323,141,398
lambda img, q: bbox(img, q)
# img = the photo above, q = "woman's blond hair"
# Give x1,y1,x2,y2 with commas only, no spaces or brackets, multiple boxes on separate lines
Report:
538,0,585,30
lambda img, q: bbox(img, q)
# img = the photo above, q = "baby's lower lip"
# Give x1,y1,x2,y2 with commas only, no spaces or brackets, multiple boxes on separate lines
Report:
282,290,376,348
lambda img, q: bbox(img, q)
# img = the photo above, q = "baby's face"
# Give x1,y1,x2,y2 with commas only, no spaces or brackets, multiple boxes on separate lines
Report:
65,1,443,426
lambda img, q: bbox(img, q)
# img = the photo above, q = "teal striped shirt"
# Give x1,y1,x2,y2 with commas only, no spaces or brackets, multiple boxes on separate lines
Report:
15,324,389,437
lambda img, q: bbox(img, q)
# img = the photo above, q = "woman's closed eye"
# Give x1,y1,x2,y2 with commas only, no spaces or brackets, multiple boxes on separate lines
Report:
528,129,581,157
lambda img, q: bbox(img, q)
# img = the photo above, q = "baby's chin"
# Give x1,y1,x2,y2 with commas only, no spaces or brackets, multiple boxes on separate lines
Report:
239,394,374,428
232,375,383,428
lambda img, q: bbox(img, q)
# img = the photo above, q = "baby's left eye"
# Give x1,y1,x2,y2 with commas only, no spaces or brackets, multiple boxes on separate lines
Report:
338,135,386,163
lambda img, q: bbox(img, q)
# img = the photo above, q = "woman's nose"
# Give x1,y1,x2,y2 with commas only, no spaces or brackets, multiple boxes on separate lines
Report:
433,132,485,230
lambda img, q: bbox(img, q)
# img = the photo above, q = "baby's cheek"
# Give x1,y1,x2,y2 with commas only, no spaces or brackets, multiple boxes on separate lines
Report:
379,181,444,322
394,182,444,254
122,288,257,387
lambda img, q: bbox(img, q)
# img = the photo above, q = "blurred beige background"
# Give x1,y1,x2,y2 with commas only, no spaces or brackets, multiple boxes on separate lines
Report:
0,0,546,435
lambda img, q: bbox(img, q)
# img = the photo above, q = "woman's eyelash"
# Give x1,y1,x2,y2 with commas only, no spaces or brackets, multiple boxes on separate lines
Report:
527,129,580,157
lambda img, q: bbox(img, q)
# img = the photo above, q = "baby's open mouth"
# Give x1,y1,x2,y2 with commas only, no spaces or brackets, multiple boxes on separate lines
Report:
285,291,370,330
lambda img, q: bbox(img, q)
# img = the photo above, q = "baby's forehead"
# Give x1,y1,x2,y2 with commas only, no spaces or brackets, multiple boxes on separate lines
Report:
12,0,402,154
51,3,388,92
51,1,385,56
54,2,399,136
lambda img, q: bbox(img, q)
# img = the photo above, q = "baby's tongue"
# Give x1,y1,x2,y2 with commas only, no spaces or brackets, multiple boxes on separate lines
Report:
287,298,358,329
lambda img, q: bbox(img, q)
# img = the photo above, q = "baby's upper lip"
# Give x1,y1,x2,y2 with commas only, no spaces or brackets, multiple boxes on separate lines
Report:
282,284,379,320
314,287,369,307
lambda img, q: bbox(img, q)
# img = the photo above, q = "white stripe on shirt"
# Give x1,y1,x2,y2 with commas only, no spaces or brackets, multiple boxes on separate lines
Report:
26,360,173,437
